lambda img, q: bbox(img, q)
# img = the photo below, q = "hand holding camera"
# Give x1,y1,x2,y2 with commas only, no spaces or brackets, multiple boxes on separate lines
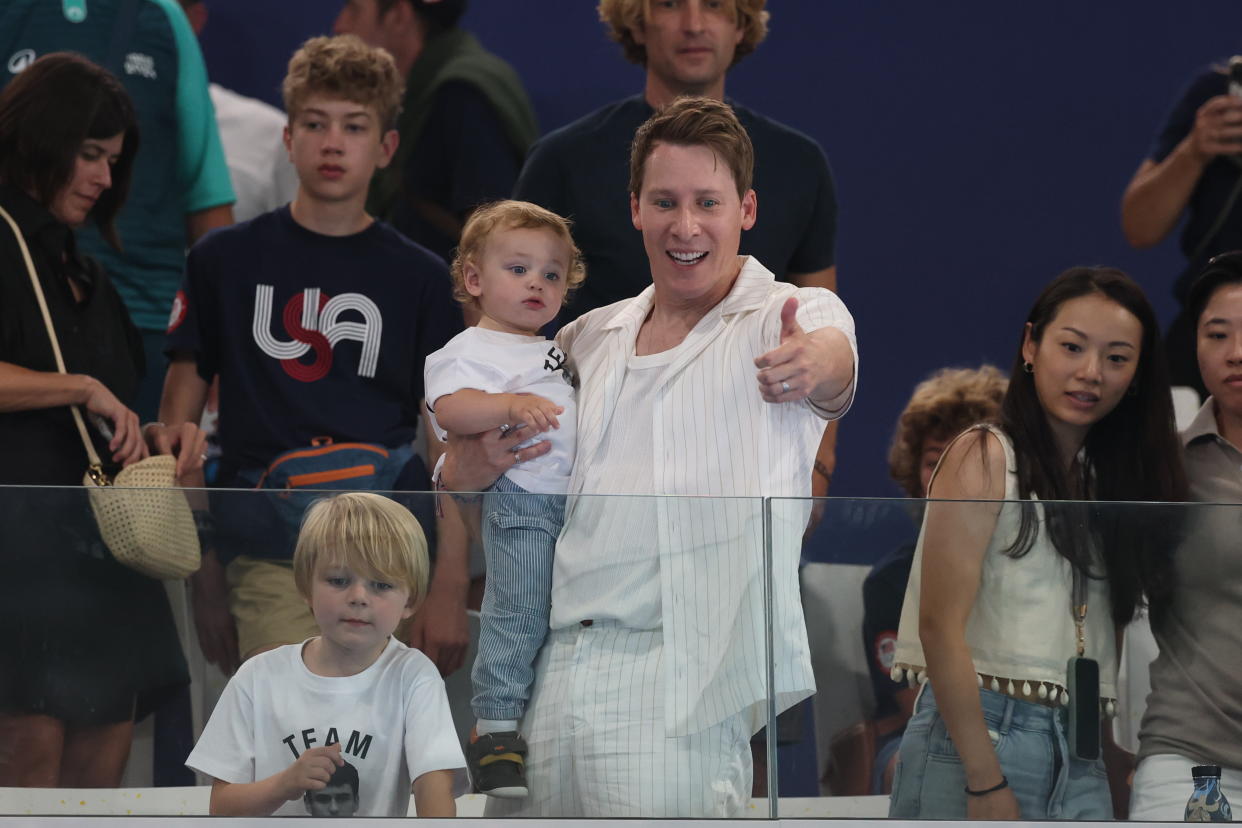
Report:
1187,57,1242,164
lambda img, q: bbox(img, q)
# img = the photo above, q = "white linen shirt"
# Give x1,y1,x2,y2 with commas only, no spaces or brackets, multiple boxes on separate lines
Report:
552,256,858,736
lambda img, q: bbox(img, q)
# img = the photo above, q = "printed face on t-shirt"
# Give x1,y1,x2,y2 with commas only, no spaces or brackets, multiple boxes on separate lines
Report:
284,95,396,210
463,226,571,336
305,782,359,817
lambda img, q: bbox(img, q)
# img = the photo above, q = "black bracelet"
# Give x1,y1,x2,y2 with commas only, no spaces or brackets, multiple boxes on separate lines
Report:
964,776,1009,797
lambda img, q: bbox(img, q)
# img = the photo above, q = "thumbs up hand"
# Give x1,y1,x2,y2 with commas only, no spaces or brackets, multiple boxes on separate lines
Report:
755,295,852,406
777,295,804,342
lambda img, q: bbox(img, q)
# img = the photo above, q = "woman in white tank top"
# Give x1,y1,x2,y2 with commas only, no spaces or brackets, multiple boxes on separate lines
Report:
888,267,1186,820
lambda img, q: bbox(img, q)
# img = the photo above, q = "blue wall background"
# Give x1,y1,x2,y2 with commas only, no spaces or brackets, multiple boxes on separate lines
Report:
199,0,1242,500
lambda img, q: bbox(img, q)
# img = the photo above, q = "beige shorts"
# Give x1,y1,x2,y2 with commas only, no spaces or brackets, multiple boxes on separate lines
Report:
225,556,319,659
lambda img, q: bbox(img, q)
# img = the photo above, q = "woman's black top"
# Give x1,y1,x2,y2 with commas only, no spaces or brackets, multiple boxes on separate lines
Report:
0,188,187,726
0,186,143,485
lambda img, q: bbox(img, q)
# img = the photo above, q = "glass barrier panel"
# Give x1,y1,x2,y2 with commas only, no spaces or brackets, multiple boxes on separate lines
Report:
8,483,1211,821
0,484,776,820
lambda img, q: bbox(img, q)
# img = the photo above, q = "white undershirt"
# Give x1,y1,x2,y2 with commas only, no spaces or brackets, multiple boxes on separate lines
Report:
549,346,680,630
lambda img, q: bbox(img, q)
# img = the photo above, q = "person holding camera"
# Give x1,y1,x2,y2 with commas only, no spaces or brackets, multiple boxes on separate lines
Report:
1122,58,1242,395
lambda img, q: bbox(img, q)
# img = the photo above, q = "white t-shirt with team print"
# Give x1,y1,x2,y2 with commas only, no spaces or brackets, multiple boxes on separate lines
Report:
186,637,467,817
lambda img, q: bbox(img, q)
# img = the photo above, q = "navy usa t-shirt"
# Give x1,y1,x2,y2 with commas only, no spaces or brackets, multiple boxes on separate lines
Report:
166,206,462,484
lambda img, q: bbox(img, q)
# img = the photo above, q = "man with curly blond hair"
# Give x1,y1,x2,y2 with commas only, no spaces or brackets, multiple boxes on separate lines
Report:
155,35,465,682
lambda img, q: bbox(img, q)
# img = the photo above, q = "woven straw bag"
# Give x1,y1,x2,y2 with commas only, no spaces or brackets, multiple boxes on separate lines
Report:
83,454,201,579
1,204,200,579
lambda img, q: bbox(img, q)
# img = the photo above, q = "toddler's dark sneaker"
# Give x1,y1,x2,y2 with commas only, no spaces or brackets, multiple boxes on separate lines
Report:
467,730,529,798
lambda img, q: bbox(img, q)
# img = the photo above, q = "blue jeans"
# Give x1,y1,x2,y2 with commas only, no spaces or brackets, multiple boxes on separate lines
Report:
471,475,564,722
889,683,1111,819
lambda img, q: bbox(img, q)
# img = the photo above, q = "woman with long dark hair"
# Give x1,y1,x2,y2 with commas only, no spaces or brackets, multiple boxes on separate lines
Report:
0,54,191,787
887,267,1185,820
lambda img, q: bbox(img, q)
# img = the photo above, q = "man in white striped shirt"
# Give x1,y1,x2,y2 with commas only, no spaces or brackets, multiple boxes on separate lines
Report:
442,96,857,817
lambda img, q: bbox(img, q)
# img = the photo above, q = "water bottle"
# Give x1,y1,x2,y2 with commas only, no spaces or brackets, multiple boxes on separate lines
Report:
1185,765,1233,822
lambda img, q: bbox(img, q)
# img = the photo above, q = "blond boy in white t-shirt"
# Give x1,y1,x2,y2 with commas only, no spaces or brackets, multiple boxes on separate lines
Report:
186,493,466,816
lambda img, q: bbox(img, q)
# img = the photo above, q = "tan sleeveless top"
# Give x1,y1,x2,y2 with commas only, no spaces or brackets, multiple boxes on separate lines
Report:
892,425,1118,712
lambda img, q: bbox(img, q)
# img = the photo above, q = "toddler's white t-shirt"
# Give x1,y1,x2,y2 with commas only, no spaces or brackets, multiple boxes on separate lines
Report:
424,326,576,495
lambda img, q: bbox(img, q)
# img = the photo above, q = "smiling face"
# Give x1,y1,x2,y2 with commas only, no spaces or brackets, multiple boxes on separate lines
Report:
1197,282,1242,420
630,141,756,308
308,561,413,660
284,95,396,209
463,225,571,335
1022,292,1143,453
48,133,124,227
635,0,744,100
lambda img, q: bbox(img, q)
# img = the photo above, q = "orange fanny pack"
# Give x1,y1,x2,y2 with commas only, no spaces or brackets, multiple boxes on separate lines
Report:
257,438,415,536
259,438,409,491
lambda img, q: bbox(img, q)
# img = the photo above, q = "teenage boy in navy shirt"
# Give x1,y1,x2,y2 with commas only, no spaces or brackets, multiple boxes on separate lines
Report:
150,34,468,677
